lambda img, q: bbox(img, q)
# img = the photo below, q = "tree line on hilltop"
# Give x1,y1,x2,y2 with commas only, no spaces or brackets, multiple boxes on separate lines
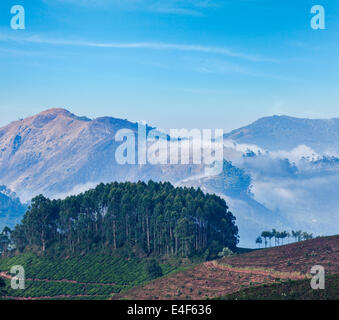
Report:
256,229,314,248
2,181,239,258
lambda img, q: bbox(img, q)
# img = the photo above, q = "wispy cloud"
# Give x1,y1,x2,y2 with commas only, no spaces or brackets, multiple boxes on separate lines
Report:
152,7,204,16
191,57,287,79
0,33,277,63
44,0,221,16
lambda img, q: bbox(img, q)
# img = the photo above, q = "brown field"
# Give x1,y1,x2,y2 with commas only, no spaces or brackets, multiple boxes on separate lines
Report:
221,235,339,274
114,235,339,300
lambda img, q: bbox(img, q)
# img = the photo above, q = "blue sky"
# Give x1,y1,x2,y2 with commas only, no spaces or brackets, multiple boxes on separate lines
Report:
0,0,338,131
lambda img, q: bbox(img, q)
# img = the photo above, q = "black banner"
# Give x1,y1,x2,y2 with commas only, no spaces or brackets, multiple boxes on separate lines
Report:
0,300,336,319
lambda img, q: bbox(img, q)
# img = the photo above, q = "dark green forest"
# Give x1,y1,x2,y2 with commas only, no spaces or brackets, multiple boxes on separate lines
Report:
9,181,239,257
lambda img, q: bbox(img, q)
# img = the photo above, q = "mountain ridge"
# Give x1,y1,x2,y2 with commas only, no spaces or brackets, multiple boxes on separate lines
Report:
1,109,339,247
224,114,339,153
0,108,142,198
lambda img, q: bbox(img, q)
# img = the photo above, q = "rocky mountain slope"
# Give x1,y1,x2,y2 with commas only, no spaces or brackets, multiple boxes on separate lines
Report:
0,108,144,199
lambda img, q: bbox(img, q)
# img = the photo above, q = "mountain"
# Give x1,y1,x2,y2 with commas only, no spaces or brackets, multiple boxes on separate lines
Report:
0,109,278,247
0,186,27,230
224,115,339,153
0,108,149,199
0,108,202,200
1,109,338,248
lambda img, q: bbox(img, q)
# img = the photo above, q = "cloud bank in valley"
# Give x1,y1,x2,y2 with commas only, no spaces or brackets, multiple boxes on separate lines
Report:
223,139,339,238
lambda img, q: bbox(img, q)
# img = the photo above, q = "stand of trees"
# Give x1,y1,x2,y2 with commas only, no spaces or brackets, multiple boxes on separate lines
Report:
10,181,239,257
256,229,314,248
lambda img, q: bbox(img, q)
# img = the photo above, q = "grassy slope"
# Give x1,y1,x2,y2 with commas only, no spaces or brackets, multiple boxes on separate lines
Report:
0,253,190,299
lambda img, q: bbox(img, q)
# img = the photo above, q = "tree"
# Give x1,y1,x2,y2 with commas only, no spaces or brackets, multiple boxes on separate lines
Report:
255,236,263,248
174,216,195,257
268,232,273,247
280,231,288,245
291,230,298,242
286,231,291,244
272,229,277,246
145,259,163,280
22,195,59,251
275,231,281,246
217,247,234,258
261,231,270,248
302,232,313,241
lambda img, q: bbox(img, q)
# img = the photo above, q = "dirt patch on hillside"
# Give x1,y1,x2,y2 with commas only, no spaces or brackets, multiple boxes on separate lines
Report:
222,235,339,274
115,235,338,300
114,262,305,300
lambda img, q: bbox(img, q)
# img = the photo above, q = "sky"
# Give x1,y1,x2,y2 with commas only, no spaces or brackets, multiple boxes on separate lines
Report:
0,0,338,131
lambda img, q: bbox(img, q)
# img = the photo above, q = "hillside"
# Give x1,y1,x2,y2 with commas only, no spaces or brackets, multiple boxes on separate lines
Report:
115,235,339,300
0,108,204,201
0,108,142,199
0,253,191,300
0,234,337,300
224,115,339,153
1,181,240,299
215,274,339,300
219,234,339,275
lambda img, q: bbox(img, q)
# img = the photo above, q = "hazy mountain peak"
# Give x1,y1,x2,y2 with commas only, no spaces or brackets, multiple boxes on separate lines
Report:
224,115,339,153
34,108,92,123
39,107,72,115
0,108,141,199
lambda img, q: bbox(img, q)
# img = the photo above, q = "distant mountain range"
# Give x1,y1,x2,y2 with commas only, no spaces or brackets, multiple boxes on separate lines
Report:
1,109,338,247
224,115,339,154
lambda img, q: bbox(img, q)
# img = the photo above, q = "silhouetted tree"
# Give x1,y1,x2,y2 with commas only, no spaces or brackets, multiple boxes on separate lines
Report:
255,236,262,248
261,231,270,248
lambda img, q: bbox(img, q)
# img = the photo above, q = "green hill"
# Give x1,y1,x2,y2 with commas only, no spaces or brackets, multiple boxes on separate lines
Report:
1,181,239,299
10,181,238,257
0,252,193,299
